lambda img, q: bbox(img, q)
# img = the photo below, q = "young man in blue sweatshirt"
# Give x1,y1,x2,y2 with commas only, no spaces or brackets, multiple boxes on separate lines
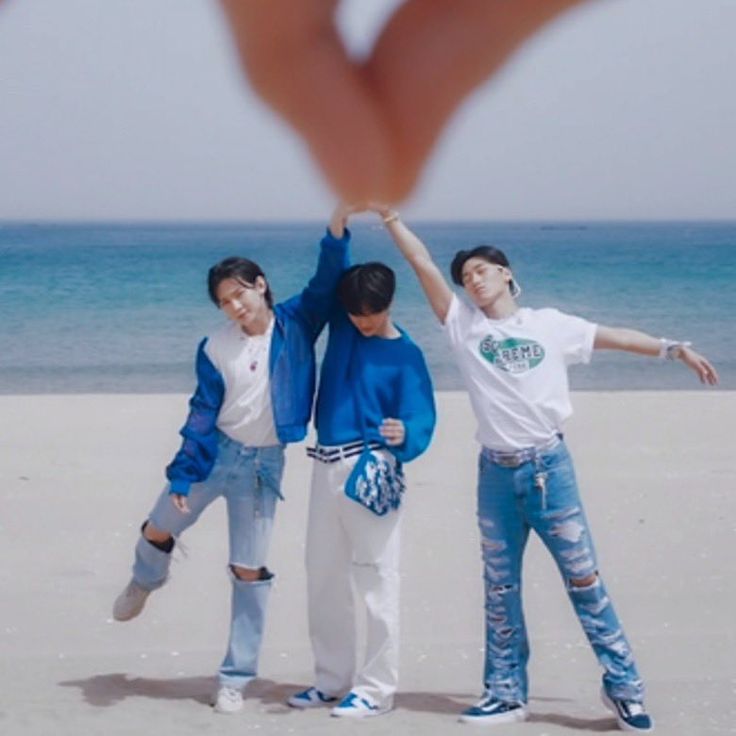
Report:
288,229,436,718
112,206,352,714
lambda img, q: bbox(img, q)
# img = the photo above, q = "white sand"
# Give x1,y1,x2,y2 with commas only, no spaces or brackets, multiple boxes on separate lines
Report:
1,391,734,735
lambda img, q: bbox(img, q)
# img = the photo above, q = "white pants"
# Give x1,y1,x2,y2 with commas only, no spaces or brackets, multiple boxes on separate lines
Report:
305,451,402,708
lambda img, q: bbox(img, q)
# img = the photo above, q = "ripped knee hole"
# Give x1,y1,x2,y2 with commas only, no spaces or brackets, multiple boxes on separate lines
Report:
569,572,598,588
230,565,273,582
141,521,174,552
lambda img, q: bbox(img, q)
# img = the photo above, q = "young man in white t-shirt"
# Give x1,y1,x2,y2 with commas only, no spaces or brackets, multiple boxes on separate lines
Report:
372,206,718,733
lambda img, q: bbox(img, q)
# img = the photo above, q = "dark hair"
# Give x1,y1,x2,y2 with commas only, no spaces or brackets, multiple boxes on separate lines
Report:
207,257,273,308
338,262,396,315
450,245,511,286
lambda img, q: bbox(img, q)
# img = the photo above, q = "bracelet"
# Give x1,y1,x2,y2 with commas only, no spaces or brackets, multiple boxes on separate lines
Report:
658,339,692,360
382,212,399,225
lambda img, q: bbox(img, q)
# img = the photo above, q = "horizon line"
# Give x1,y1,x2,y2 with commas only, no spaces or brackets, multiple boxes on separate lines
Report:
2,217,736,227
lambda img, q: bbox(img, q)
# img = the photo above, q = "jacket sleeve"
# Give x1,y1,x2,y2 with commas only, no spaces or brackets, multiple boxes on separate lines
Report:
278,227,351,338
392,346,437,463
165,338,225,495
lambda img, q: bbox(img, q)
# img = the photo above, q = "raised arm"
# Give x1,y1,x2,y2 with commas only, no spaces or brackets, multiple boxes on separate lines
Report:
280,203,356,335
328,201,357,240
371,206,453,323
594,325,719,386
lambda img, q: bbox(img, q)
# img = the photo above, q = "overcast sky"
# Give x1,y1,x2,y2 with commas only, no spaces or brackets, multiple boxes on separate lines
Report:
1,0,734,221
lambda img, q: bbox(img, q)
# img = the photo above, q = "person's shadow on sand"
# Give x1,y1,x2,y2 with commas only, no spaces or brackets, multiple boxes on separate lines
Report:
59,675,616,730
58,674,465,714
58,673,215,707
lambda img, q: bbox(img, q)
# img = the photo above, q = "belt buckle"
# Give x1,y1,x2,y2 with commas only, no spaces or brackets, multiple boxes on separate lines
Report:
494,453,523,468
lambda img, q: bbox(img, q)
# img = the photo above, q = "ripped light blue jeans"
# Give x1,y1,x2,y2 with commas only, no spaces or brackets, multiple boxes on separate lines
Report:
132,433,284,690
476,440,644,704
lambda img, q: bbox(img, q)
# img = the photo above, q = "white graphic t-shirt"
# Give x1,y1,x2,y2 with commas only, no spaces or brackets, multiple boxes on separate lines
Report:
443,295,597,450
206,318,279,447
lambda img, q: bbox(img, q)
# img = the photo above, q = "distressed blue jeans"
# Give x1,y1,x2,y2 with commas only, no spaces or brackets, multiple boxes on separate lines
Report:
476,440,644,704
131,433,284,690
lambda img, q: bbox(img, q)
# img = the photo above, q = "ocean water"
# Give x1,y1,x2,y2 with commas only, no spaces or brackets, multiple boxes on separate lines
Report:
0,221,734,394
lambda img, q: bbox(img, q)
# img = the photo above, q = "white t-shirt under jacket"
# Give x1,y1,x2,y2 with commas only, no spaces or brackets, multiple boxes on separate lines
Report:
206,319,279,447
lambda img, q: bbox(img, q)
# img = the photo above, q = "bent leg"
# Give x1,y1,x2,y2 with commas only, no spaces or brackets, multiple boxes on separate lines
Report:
132,480,219,590
530,445,644,701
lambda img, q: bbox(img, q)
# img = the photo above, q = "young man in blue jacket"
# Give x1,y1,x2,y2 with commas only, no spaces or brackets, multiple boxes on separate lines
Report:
112,206,352,714
287,228,436,718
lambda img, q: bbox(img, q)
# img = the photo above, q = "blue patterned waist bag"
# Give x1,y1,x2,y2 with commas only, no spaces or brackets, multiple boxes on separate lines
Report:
345,447,405,516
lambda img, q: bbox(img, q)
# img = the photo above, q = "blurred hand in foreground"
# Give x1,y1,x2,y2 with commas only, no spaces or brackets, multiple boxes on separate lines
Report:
218,0,587,203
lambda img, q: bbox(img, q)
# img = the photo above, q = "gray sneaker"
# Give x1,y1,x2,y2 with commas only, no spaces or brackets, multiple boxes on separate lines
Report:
113,579,151,621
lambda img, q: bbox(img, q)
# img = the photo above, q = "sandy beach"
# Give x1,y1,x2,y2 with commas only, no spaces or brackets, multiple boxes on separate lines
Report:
1,391,734,735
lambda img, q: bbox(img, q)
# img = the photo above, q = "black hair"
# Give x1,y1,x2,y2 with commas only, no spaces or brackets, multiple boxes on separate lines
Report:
450,245,512,286
207,257,273,308
338,262,396,315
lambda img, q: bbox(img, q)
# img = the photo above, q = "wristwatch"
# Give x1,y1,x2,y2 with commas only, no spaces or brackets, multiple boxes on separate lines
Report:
659,339,692,360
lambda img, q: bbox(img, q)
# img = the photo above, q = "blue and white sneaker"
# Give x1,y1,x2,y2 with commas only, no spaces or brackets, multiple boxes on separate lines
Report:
459,693,528,725
330,691,392,718
287,686,338,709
602,689,654,732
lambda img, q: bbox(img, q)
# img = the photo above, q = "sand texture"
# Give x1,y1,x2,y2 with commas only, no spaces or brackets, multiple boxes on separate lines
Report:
1,391,734,735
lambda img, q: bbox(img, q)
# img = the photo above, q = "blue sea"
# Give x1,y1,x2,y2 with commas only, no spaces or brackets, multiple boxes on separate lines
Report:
1,221,734,393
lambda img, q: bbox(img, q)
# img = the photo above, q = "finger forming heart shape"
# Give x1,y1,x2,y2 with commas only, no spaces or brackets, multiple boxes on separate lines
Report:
219,0,587,203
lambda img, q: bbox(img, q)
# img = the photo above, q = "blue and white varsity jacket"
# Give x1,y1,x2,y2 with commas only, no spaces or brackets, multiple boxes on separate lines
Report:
166,228,350,495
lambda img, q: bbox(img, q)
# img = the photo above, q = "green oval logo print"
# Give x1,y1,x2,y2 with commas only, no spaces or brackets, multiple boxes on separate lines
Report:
479,336,545,374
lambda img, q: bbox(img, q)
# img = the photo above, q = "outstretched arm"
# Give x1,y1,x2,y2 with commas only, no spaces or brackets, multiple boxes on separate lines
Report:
594,325,719,386
371,206,453,323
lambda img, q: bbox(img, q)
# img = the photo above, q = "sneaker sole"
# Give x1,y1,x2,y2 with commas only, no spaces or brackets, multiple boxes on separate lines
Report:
458,706,528,725
601,691,654,733
213,703,243,715
112,607,146,622
287,693,338,709
288,699,336,709
212,693,244,715
331,707,392,719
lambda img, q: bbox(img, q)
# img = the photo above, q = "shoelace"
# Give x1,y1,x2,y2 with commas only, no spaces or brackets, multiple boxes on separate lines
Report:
624,701,646,716
172,539,189,562
220,688,240,702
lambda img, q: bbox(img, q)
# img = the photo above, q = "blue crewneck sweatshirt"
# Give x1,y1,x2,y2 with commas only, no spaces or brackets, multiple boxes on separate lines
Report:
315,309,436,463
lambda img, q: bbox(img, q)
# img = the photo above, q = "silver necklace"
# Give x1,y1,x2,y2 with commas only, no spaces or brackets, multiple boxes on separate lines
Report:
240,321,272,372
